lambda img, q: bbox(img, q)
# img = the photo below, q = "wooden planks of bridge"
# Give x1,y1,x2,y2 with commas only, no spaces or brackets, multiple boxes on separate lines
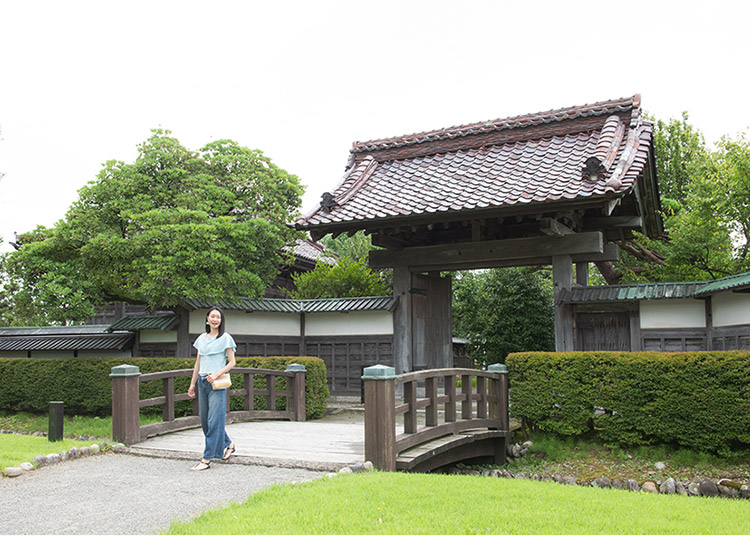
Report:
126,414,365,472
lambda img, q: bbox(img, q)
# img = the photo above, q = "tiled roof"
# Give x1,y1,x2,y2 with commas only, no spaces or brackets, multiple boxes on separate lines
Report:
693,270,750,297
0,332,133,352
184,295,397,313
351,95,638,154
284,238,337,265
297,95,656,234
564,282,704,303
108,314,177,332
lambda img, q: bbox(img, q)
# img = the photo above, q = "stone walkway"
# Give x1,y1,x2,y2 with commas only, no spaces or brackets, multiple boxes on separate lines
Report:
0,453,323,535
0,407,366,534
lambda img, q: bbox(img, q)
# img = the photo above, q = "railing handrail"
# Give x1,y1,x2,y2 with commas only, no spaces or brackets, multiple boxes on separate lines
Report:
111,364,307,445
395,367,498,384
138,367,295,383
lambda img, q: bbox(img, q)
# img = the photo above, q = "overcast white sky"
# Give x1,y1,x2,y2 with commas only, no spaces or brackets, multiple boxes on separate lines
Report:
1,0,749,253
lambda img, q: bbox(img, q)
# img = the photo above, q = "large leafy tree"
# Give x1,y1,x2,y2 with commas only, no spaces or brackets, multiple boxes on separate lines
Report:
452,267,555,365
4,130,304,325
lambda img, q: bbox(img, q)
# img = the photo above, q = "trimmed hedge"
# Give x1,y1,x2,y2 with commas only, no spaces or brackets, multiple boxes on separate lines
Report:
0,356,329,420
506,351,750,455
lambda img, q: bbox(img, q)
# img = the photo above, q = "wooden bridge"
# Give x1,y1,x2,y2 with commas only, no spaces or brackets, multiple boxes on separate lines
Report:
110,364,512,473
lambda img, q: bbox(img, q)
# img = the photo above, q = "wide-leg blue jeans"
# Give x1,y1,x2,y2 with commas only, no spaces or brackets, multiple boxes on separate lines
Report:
198,376,232,460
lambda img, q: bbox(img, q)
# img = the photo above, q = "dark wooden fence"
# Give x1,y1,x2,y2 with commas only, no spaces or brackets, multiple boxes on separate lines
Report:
362,364,510,472
110,363,306,444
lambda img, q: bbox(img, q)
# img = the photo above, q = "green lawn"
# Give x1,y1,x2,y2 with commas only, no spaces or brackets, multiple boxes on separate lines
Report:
163,472,750,535
0,434,97,473
0,410,162,440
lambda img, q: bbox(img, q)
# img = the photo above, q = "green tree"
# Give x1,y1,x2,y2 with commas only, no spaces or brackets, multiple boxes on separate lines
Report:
651,111,709,207
0,247,19,326
5,130,304,324
452,268,554,365
597,113,747,283
290,257,389,299
711,133,750,265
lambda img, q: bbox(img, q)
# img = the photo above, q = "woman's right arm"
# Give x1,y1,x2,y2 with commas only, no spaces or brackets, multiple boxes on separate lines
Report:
188,352,201,398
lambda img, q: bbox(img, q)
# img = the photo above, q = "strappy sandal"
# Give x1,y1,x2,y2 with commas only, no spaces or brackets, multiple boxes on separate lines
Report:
223,444,236,461
190,460,211,471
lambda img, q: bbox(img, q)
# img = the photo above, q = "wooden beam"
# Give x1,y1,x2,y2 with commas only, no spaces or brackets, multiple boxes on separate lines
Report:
540,218,575,237
584,216,643,229
402,243,619,272
369,232,604,270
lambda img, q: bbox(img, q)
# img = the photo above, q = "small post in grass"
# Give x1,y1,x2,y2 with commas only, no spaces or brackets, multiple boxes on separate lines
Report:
48,401,64,442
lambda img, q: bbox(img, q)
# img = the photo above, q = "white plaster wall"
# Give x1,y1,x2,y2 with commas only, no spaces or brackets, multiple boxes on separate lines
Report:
712,291,750,327
189,310,300,336
140,330,178,343
306,311,393,336
640,299,706,329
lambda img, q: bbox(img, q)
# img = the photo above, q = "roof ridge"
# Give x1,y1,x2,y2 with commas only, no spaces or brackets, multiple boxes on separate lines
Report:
351,95,639,154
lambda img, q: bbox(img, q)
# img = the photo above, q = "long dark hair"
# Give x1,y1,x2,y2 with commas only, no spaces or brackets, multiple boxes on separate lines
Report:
205,306,226,337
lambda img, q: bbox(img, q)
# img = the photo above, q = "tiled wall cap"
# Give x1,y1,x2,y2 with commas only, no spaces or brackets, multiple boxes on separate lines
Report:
488,364,508,374
361,364,397,380
285,363,307,373
109,364,140,377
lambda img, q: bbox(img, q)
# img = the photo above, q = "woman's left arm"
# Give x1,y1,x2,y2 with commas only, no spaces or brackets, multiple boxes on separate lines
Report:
209,347,236,382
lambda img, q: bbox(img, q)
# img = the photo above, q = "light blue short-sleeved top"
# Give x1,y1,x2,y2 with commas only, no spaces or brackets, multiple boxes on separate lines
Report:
193,332,236,375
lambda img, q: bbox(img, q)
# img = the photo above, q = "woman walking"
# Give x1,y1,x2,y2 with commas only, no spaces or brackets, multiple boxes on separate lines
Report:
187,306,237,471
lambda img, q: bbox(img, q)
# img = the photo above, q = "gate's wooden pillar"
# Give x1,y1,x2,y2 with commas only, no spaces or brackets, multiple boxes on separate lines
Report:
392,266,412,374
553,255,575,351
427,272,452,370
362,365,397,471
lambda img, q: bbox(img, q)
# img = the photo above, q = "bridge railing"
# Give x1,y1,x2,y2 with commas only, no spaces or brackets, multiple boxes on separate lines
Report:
362,364,509,471
110,364,306,445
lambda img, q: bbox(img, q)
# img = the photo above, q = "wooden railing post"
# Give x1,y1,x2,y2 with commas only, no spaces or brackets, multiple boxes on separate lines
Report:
488,364,509,429
363,364,397,471
110,364,141,445
286,364,306,422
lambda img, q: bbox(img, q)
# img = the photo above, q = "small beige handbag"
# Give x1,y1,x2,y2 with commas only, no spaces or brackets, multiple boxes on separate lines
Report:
212,373,232,390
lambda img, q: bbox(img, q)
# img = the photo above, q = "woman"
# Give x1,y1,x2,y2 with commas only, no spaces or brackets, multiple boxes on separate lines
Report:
187,306,237,471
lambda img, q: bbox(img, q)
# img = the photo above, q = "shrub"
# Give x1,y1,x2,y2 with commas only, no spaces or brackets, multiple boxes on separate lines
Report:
506,351,750,455
0,355,328,420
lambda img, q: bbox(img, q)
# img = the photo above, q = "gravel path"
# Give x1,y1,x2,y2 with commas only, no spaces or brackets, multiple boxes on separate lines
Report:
0,453,324,535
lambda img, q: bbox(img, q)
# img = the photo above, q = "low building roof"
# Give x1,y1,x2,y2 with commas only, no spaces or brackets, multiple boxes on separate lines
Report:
693,270,750,297
564,282,704,303
107,314,177,332
0,325,111,337
184,295,398,314
0,330,133,352
565,270,750,304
